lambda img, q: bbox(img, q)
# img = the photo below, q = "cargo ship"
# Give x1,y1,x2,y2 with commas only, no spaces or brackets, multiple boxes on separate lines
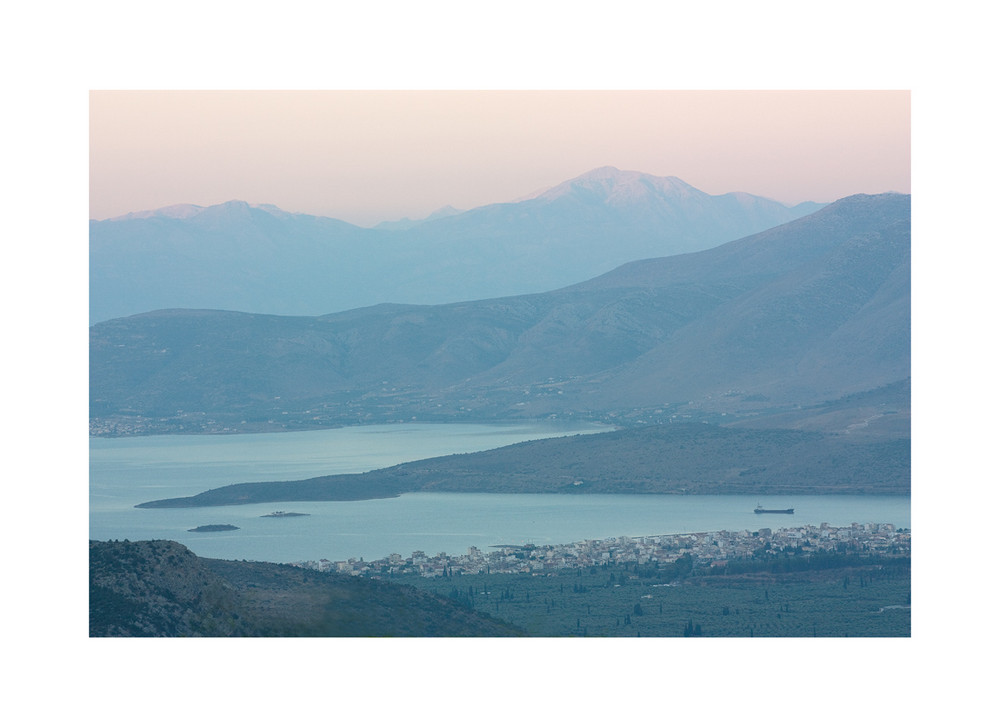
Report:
754,504,794,514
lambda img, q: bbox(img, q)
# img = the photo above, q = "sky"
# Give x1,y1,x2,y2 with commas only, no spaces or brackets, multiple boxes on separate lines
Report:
90,90,909,226
12,0,994,718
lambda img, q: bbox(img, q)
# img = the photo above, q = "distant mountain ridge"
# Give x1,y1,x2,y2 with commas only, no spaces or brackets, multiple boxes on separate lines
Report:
90,193,908,437
373,205,464,230
90,167,825,323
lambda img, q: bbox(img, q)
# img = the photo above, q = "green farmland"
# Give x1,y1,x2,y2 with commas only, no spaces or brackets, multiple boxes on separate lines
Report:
390,556,911,637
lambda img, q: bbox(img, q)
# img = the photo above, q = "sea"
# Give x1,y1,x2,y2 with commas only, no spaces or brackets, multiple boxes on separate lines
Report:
90,421,911,564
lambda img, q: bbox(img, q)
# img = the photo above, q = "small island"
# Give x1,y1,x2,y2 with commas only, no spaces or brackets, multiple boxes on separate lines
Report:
187,524,240,532
261,511,309,518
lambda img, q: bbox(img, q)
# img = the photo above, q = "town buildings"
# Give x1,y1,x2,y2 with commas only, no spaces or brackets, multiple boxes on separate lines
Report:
295,522,910,578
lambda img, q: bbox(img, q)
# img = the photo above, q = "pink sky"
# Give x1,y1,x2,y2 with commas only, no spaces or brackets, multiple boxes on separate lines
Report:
90,90,909,226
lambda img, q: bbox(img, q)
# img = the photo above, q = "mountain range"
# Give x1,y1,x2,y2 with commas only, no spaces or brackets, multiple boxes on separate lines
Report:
91,192,909,440
89,167,824,324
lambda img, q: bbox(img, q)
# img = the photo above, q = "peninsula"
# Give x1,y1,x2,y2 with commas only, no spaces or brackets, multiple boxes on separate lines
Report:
136,420,909,509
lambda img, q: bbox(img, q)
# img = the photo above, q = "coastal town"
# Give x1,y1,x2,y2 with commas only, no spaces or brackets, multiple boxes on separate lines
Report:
294,522,910,579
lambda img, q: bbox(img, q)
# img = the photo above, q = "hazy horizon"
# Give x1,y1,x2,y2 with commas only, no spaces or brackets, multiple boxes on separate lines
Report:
89,90,910,227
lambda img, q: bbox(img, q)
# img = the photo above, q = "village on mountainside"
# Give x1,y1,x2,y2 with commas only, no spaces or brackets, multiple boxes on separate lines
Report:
295,523,910,579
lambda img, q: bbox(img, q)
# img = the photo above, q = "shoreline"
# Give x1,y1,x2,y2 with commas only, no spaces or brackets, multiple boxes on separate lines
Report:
293,522,912,578
90,416,614,439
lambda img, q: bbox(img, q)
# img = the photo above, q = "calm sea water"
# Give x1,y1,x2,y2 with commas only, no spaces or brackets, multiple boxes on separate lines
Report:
90,422,910,564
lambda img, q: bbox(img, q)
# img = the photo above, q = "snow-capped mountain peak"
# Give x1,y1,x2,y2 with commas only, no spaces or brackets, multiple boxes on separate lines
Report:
106,203,206,222
524,166,701,205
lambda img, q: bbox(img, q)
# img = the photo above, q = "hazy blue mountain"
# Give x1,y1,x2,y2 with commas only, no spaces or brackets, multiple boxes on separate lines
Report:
89,167,824,323
565,193,910,411
90,193,908,436
373,205,464,230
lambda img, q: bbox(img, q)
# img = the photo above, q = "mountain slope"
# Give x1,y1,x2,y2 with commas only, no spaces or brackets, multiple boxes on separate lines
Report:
90,193,909,436
573,194,910,408
89,168,823,323
90,539,523,637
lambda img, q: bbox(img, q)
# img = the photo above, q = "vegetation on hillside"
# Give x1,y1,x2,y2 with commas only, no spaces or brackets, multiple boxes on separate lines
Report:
90,539,523,637
137,421,909,508
90,539,909,638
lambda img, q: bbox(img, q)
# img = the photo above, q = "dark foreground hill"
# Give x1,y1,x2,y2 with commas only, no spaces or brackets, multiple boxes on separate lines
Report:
91,193,909,437
90,539,523,637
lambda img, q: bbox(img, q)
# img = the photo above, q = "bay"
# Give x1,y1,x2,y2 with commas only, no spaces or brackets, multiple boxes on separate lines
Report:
90,422,910,565
90,420,611,510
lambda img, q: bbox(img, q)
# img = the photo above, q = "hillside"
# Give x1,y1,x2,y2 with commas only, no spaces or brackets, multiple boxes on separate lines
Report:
136,415,910,509
91,193,909,437
89,167,822,323
90,539,523,637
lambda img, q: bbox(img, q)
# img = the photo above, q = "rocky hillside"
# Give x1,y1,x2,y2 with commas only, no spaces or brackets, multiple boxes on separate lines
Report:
90,539,523,637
